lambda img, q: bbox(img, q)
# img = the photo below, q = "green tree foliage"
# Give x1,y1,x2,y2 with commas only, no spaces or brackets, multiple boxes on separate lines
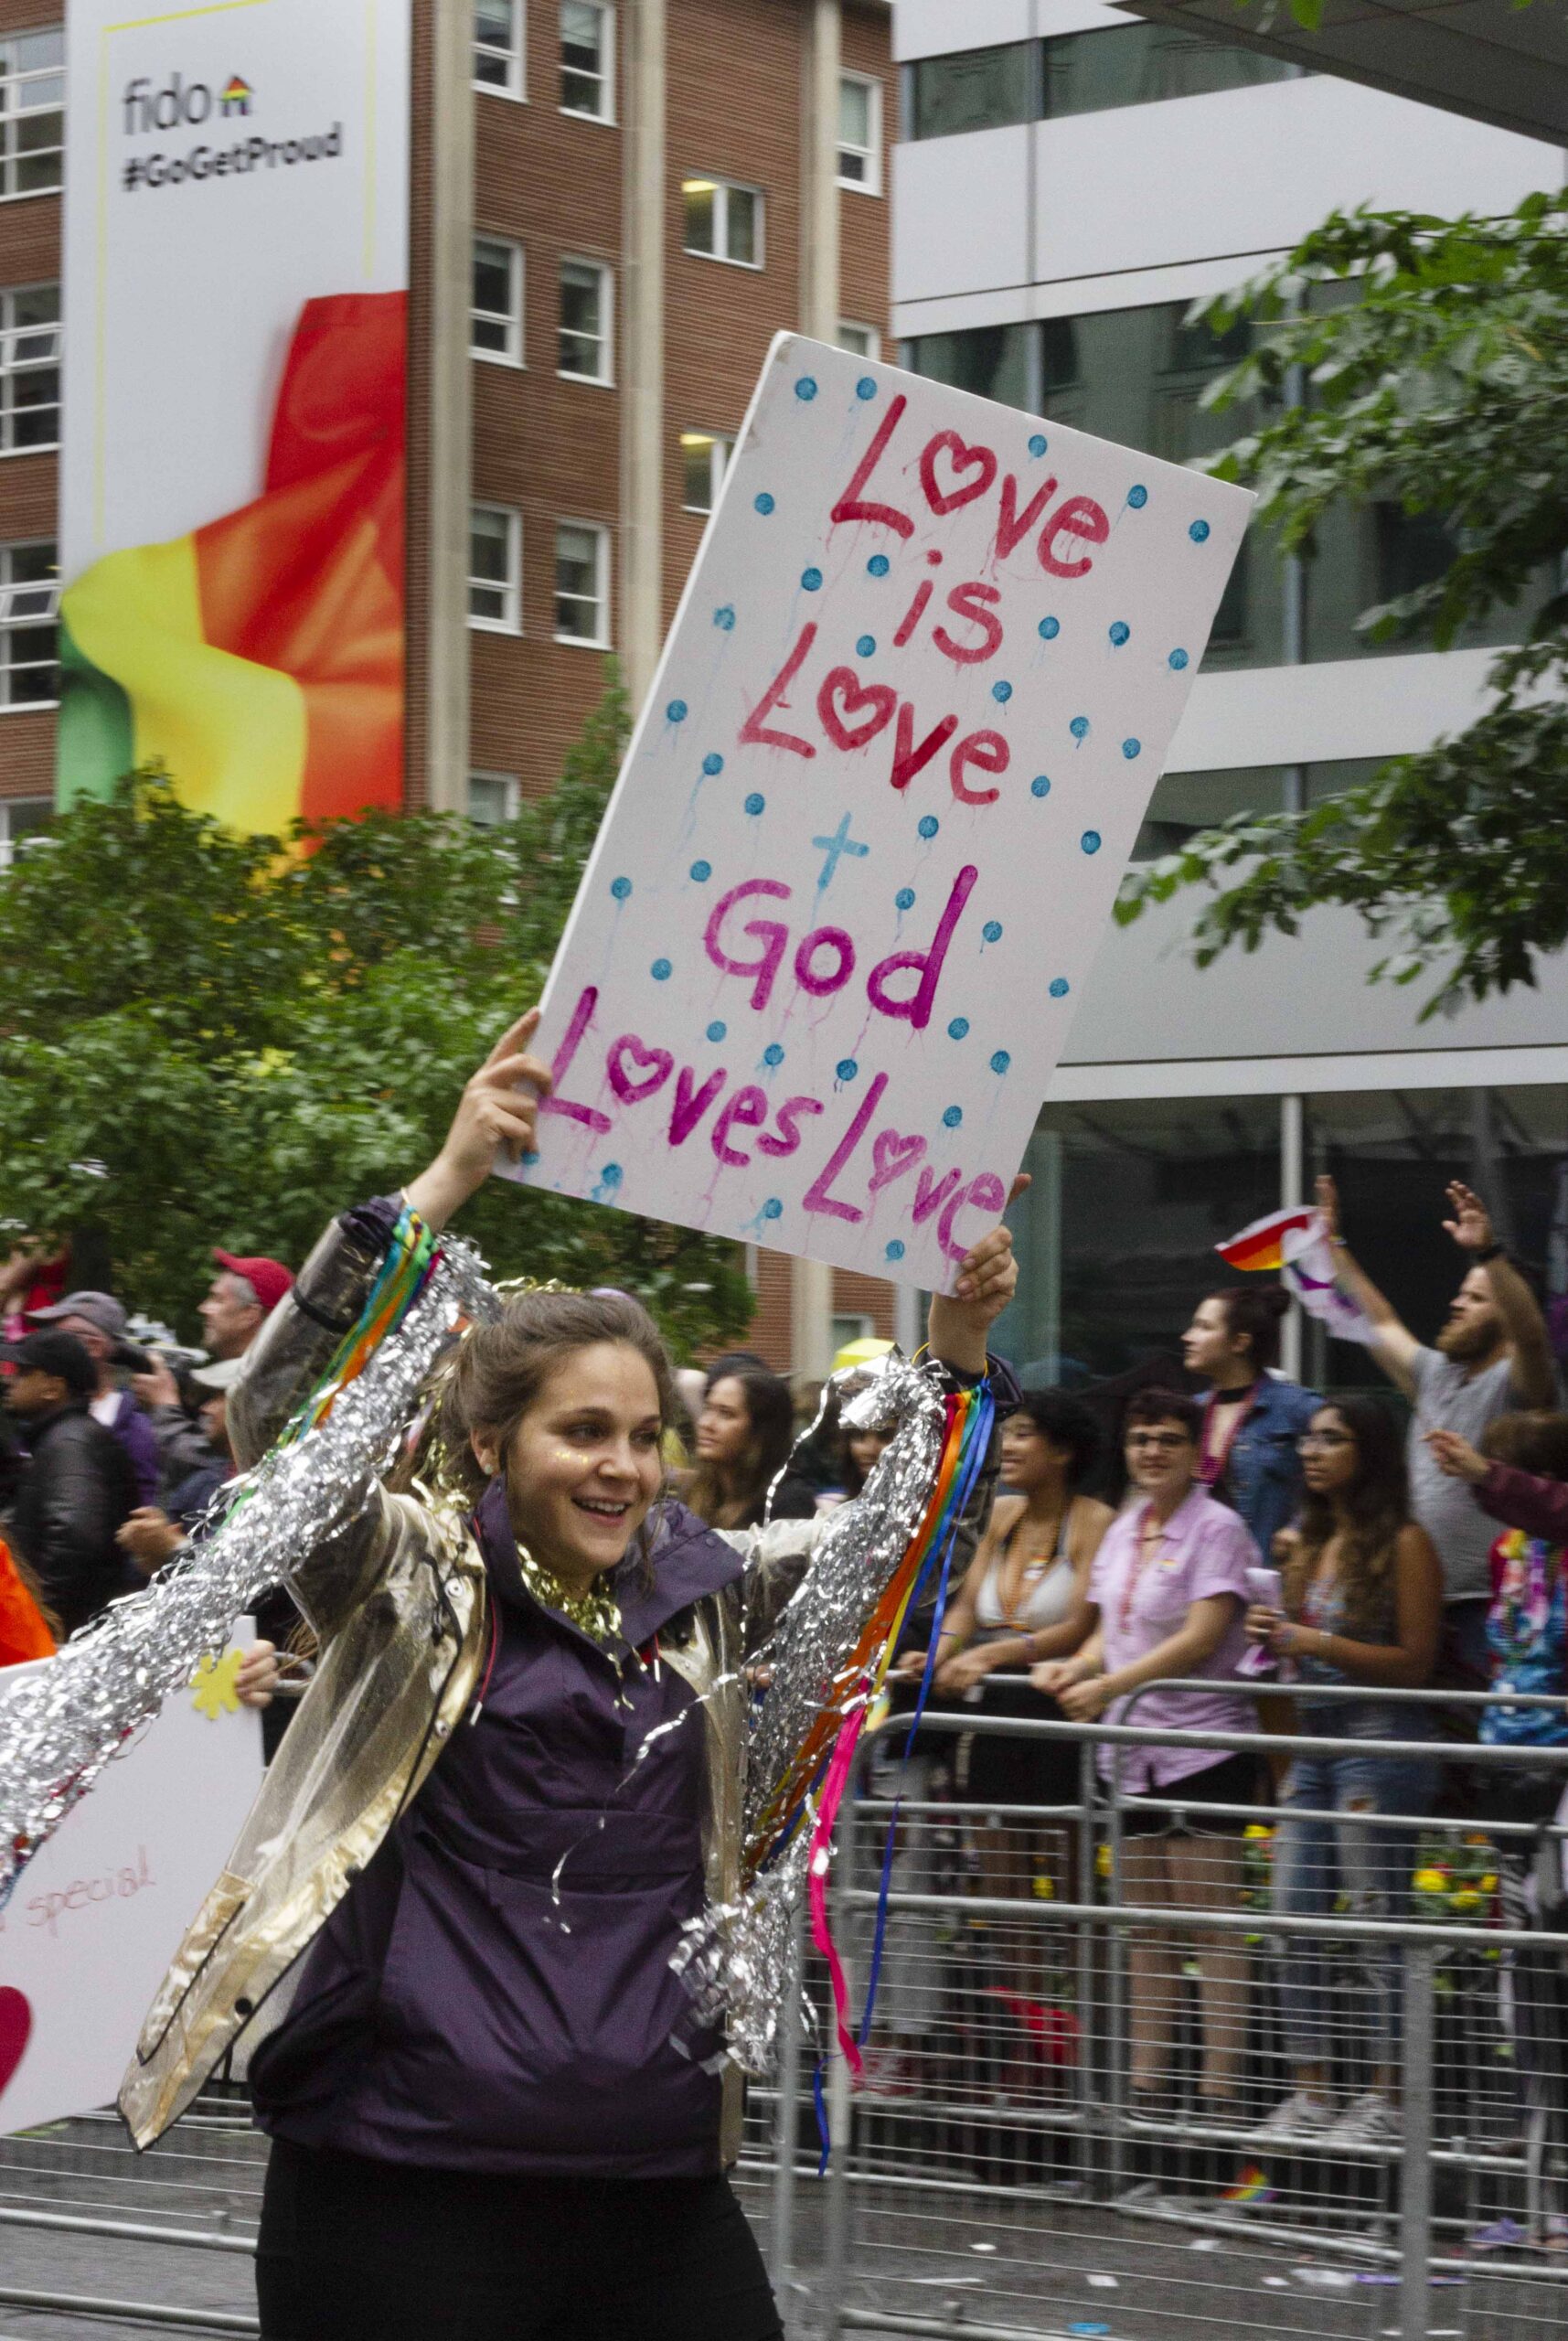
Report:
1115,188,1568,1016
0,672,753,1354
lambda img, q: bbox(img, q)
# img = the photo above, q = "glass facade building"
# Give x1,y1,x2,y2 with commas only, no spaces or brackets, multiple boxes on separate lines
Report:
892,5,1568,1389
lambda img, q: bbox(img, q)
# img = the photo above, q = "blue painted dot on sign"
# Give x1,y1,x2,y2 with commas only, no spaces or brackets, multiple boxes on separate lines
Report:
856,376,878,401
1028,433,1049,457
1122,739,1142,760
714,605,736,631
1050,978,1071,999
867,553,890,577
948,1018,969,1040
1189,518,1211,543
689,860,711,882
990,1051,1012,1074
795,376,818,401
1127,485,1148,510
857,635,877,657
886,1240,906,1262
1031,775,1051,799
1070,716,1090,743
651,958,672,980
707,1021,726,1042
895,886,915,911
667,700,688,722
521,1149,541,1168
983,920,1003,943
1081,831,1102,855
1039,615,1061,641
702,752,724,775
1109,621,1130,647
837,1059,859,1082
943,1106,963,1129
763,1197,784,1220
801,567,823,592
600,1163,624,1188
763,1043,784,1067
744,793,766,817
754,492,775,516
918,815,939,839
992,679,1013,703
611,876,632,900
1168,647,1189,670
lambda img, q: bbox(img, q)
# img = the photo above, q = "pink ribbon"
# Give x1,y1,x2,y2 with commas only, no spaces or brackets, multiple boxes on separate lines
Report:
807,1694,870,2083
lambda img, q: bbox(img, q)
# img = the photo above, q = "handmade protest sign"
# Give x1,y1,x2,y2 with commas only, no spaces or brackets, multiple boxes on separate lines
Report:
0,1630,262,2135
505,336,1251,1288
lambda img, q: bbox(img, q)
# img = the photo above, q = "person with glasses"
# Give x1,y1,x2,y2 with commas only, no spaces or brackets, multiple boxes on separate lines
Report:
1033,1388,1260,2128
1246,1395,1443,2149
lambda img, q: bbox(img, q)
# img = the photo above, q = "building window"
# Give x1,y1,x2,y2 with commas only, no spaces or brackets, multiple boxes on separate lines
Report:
909,42,1036,141
560,1,613,119
559,257,612,380
0,30,62,200
0,793,50,867
554,521,610,646
472,237,524,364
680,429,732,516
837,72,881,194
682,177,763,269
468,771,520,826
474,0,524,96
837,321,880,361
469,506,521,632
0,540,57,706
0,284,59,451
908,27,1296,140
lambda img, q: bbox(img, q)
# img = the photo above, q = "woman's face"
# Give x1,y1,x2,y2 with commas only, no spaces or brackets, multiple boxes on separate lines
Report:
1000,1415,1071,1493
1298,1405,1358,1499
487,1342,666,1581
1124,1416,1198,1502
696,1375,752,1470
1180,1297,1245,1384
848,1426,891,1484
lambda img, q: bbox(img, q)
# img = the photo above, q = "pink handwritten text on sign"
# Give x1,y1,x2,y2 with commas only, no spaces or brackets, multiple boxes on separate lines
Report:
504,337,1252,1289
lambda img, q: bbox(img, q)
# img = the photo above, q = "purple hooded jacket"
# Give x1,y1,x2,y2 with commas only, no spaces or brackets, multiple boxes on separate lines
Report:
251,1480,751,2176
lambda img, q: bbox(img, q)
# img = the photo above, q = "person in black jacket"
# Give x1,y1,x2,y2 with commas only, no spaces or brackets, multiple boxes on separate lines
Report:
2,1329,137,1637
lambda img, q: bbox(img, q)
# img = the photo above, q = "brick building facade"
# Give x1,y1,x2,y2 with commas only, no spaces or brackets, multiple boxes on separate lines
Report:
0,0,898,1374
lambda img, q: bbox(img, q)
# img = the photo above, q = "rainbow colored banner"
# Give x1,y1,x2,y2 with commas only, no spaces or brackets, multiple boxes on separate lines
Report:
59,294,405,833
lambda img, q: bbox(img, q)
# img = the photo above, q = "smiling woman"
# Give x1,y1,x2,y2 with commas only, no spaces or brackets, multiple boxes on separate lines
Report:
116,1010,1020,2341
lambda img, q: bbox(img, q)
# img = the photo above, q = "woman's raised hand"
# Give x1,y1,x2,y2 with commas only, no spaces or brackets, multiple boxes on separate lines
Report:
405,1010,555,1230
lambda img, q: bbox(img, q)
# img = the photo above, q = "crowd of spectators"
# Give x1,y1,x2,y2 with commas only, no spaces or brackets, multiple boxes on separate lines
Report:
0,1243,293,1660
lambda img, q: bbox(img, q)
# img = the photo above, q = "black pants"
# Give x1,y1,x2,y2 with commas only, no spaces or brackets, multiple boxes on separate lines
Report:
256,2139,784,2341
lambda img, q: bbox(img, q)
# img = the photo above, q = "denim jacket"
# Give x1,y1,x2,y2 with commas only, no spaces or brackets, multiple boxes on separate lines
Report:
1205,1374,1320,1559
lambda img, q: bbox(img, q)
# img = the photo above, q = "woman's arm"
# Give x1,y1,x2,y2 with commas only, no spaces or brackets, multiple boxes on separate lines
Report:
1268,1524,1442,1689
1057,1593,1241,1720
1429,1428,1568,1545
1035,1620,1104,1694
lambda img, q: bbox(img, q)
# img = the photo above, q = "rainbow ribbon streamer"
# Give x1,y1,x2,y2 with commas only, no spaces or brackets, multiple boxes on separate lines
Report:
275,1205,444,1452
746,1380,996,2111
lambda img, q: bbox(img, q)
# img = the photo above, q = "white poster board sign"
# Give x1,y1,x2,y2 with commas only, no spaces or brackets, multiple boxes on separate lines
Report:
510,335,1251,1290
0,1632,264,2135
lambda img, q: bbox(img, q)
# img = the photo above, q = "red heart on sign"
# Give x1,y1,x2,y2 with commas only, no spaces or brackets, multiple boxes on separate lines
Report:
0,1987,32,2100
608,1034,675,1106
919,430,997,518
816,668,897,754
869,1128,926,1192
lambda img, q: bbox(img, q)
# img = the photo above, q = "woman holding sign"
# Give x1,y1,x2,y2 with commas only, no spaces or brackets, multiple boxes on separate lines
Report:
117,1013,1019,2341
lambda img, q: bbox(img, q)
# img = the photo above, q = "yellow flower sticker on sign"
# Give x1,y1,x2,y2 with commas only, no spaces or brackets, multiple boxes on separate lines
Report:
190,1649,244,1722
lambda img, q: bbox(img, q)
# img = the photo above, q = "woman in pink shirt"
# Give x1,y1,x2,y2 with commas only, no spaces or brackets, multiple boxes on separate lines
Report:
1034,1387,1261,2123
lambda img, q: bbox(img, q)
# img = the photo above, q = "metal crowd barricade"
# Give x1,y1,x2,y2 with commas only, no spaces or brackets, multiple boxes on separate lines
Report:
3,1688,1566,2339
798,1684,1568,2341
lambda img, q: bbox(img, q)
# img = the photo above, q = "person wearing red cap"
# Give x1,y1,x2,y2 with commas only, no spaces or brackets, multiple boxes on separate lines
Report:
203,1252,295,1361
132,1249,294,1497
